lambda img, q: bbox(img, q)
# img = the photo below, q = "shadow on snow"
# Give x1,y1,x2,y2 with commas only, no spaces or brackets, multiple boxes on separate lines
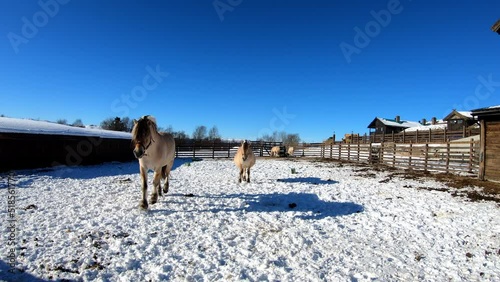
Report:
0,260,50,282
277,177,339,185
156,192,364,220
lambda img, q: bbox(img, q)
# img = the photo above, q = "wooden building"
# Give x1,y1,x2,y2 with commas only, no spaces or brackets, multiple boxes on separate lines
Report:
471,106,500,182
443,110,477,131
367,116,420,135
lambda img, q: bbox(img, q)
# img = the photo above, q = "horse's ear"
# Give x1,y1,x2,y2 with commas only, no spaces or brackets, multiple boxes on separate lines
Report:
133,119,138,125
147,116,156,124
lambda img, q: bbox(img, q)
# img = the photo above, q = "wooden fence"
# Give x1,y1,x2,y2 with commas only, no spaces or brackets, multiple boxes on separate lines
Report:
175,140,282,158
0,132,479,176
174,139,480,175
343,128,480,144
293,140,480,175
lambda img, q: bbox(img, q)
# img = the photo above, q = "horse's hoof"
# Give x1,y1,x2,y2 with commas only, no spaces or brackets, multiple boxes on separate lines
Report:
163,187,169,194
150,194,158,205
139,201,148,210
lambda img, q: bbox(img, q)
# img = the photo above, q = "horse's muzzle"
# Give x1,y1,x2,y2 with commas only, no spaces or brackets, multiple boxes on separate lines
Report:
133,145,145,159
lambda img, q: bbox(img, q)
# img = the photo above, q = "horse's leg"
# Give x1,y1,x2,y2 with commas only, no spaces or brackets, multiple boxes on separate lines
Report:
150,170,161,205
139,166,148,210
162,165,169,194
239,167,243,183
247,168,251,183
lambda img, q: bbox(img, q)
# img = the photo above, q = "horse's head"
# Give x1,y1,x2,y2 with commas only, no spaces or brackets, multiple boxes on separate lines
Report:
131,115,157,159
241,140,251,161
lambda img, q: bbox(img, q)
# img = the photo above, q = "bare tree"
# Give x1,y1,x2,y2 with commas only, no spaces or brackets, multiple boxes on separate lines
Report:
283,133,300,147
208,126,221,141
192,125,207,140
72,119,84,128
101,117,131,132
56,119,67,125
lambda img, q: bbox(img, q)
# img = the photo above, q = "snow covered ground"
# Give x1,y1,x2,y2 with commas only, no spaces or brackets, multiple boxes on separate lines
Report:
1,158,499,281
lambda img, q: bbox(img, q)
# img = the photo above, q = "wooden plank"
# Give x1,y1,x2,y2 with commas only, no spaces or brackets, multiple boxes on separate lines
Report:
479,119,486,180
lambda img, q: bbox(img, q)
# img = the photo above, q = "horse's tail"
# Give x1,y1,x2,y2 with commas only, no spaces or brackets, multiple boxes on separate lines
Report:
161,165,168,179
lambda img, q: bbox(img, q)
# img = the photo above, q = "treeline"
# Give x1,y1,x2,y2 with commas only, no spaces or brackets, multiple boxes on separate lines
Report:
56,118,85,128
43,116,301,146
257,131,301,147
98,117,221,142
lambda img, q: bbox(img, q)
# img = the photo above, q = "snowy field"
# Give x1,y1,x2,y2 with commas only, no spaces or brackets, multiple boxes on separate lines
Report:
1,158,499,281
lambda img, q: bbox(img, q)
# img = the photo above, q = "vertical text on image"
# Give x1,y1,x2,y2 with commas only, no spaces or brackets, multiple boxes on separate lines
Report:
6,173,18,273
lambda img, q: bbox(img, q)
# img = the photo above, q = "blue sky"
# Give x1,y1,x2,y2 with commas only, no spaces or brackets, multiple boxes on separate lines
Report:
1,0,499,142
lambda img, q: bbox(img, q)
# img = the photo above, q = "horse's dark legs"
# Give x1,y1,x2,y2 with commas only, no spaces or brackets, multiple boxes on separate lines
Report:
163,177,169,194
139,166,148,210
247,168,251,183
150,171,161,205
162,165,169,194
239,167,243,183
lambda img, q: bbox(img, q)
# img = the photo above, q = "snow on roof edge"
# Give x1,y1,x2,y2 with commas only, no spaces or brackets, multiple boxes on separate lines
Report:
0,117,131,139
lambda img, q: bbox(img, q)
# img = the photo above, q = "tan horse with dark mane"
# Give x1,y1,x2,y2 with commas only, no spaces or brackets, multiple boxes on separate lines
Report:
132,115,175,210
234,140,256,183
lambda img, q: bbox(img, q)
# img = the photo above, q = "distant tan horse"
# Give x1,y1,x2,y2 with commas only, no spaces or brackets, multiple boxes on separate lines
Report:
270,146,280,157
132,115,175,210
234,140,256,183
288,146,295,156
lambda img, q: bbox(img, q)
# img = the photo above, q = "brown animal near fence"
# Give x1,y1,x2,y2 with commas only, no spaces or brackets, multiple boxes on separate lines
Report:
132,115,176,210
234,140,256,183
270,146,280,157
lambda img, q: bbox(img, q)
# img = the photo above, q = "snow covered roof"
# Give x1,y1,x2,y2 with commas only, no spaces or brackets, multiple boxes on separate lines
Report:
471,105,500,117
443,110,475,121
457,111,473,118
0,117,131,139
367,117,421,129
403,123,447,132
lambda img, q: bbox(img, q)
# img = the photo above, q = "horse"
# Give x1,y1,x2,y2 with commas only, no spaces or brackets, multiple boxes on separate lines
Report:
270,146,280,157
131,115,176,210
288,146,295,157
234,140,256,183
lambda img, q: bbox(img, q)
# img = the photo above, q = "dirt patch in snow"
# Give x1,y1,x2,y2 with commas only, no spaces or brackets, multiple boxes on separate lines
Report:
302,158,500,203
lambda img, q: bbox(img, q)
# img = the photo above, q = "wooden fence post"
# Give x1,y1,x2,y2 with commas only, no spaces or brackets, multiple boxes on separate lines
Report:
357,142,360,162
193,141,196,158
403,130,406,143
380,142,384,164
212,141,215,159
469,138,474,173
338,143,342,160
409,141,413,169
347,143,351,161
392,142,396,167
368,142,372,163
424,143,429,172
446,142,450,173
